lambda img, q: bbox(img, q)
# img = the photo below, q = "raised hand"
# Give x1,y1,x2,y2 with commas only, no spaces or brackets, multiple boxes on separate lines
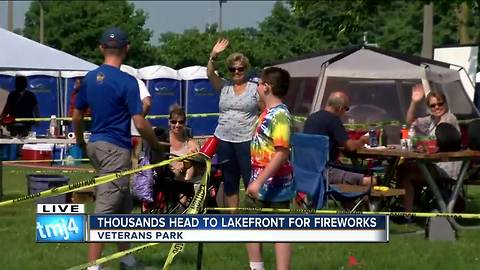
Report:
211,38,229,57
411,84,425,103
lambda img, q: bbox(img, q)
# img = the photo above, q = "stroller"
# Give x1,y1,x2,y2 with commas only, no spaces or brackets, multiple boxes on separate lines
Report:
136,127,224,214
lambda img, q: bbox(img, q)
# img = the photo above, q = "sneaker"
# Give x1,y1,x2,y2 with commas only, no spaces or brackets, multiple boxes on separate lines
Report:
120,261,156,270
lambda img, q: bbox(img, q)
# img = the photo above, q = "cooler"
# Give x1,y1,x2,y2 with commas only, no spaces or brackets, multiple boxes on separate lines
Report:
27,174,69,204
21,143,53,165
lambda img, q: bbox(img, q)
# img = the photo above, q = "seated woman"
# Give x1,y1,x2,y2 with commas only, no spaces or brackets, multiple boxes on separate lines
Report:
167,105,201,190
397,84,461,215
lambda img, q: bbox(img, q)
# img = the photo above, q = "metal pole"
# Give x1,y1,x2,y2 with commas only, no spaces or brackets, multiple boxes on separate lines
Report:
39,1,44,44
7,0,13,31
421,3,433,59
218,1,223,33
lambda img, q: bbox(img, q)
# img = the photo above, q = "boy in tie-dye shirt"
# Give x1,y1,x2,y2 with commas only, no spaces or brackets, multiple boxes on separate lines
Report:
245,67,293,270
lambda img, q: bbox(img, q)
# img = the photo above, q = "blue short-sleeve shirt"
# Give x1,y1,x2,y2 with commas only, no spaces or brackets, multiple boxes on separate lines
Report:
76,64,142,149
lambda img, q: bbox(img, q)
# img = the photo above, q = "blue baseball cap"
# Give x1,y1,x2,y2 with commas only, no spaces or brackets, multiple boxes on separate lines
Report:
99,27,129,48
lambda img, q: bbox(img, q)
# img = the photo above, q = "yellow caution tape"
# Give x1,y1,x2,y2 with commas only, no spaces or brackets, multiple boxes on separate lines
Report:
205,207,480,219
67,243,158,270
66,154,211,270
0,153,199,207
14,113,221,122
163,155,210,270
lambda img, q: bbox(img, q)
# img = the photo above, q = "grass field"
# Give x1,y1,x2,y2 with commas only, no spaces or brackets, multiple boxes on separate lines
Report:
1,164,480,270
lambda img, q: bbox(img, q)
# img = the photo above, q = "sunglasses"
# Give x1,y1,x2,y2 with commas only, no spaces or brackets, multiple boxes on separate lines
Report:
170,120,185,125
428,102,444,109
228,66,245,73
343,106,350,112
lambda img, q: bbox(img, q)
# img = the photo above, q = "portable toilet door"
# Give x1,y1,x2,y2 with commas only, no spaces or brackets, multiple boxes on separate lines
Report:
24,71,62,134
0,72,15,115
178,66,219,136
139,65,182,129
61,71,88,118
0,71,61,135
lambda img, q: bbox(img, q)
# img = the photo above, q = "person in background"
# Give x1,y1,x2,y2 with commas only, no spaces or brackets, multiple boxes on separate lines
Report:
167,105,200,208
207,38,261,210
303,91,375,186
398,84,461,214
68,78,91,132
245,67,293,270
69,78,91,117
1,75,39,137
72,27,163,270
130,78,152,170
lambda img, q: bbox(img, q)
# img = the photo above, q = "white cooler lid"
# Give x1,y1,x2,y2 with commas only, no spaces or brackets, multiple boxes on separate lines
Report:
22,144,54,151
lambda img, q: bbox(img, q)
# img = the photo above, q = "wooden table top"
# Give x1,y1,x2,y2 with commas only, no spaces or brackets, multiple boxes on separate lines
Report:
350,146,480,162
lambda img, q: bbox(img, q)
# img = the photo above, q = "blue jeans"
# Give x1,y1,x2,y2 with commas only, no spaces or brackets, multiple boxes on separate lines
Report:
216,140,251,196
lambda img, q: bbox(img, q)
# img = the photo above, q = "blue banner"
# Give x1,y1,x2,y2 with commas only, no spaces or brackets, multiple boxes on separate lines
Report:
89,214,387,230
36,215,85,242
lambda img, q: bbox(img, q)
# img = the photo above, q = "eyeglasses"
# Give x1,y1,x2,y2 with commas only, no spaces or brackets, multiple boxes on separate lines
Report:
228,66,245,73
170,120,185,125
428,102,444,108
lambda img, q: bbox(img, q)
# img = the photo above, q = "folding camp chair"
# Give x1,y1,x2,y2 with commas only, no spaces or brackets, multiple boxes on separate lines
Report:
292,133,370,211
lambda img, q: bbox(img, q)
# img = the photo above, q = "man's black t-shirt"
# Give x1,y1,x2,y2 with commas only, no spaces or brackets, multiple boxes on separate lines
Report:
5,90,38,118
303,110,348,162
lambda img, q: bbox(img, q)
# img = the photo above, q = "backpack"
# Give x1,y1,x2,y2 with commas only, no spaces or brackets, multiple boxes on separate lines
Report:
132,156,154,202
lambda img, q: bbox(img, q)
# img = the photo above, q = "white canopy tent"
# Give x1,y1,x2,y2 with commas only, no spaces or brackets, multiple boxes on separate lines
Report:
0,27,97,71
0,27,98,122
274,46,479,124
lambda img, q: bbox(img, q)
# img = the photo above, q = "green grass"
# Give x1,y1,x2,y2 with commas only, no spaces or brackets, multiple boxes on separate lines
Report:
1,165,480,269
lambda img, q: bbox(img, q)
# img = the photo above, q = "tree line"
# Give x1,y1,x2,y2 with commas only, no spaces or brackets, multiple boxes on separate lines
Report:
22,1,479,77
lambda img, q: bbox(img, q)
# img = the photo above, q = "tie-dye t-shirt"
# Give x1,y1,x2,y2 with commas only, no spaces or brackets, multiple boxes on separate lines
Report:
250,103,294,202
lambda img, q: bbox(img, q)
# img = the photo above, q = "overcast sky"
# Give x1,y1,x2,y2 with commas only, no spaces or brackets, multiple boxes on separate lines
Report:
0,1,276,43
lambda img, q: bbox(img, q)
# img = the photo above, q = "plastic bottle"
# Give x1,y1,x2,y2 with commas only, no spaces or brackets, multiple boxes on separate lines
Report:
401,124,408,139
49,115,58,137
407,124,416,151
408,124,416,139
379,127,387,147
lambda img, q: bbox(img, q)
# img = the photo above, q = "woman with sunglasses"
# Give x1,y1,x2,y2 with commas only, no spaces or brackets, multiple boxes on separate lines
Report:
168,105,200,184
407,84,459,135
395,84,461,219
207,38,261,210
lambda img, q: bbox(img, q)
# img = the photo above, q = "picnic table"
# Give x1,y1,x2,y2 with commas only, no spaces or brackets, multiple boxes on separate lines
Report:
346,146,480,229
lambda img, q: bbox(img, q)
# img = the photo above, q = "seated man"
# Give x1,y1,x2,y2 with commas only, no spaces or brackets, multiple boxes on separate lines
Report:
303,91,374,186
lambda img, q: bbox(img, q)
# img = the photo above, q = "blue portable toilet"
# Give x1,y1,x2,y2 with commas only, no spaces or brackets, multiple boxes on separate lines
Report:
139,65,182,129
25,71,62,135
178,66,219,136
0,71,61,135
61,71,88,118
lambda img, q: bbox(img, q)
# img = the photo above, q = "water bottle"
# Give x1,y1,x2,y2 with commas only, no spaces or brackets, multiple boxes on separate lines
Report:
49,115,58,137
408,124,416,139
407,124,416,150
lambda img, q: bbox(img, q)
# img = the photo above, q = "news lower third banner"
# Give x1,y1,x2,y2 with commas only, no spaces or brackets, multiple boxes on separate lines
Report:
36,204,389,243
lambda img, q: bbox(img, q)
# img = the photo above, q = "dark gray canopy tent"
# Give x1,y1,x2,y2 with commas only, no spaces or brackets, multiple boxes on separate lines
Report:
274,46,479,124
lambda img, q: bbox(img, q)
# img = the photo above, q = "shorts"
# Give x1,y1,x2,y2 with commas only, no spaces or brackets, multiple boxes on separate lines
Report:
87,141,133,214
327,167,363,185
216,140,252,195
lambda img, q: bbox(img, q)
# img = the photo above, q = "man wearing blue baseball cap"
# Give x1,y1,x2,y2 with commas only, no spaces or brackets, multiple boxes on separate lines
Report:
73,27,162,270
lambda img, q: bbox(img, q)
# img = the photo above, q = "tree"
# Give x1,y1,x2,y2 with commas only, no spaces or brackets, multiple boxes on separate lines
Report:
23,0,156,67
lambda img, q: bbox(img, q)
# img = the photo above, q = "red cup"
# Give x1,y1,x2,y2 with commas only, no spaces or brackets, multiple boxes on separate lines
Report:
200,136,220,158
